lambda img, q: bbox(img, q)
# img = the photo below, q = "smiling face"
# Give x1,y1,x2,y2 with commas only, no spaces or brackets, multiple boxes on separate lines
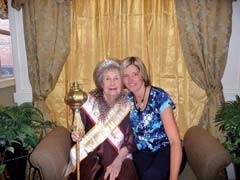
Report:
122,64,145,93
102,68,122,100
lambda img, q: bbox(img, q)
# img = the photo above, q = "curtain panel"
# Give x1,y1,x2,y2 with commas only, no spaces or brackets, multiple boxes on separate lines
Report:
11,0,71,121
175,0,233,137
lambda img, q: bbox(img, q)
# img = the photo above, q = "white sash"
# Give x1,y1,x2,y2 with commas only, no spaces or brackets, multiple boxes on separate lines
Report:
82,95,126,150
65,94,133,176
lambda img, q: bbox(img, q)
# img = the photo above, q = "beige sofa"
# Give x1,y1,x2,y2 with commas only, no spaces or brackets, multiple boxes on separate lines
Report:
29,125,231,180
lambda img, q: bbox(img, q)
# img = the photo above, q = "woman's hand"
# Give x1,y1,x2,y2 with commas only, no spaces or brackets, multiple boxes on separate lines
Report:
71,131,82,142
103,146,128,179
104,158,123,180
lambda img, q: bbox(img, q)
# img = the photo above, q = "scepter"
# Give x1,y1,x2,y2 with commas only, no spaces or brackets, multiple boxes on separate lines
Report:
65,82,87,180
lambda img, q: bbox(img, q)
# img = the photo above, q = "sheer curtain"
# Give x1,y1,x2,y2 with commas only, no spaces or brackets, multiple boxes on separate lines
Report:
47,0,206,137
175,0,233,137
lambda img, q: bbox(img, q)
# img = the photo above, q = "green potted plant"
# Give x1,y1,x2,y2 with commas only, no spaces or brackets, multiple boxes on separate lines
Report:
215,94,240,179
0,102,55,179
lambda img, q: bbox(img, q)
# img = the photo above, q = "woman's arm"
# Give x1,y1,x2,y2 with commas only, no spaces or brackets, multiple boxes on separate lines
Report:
161,107,182,180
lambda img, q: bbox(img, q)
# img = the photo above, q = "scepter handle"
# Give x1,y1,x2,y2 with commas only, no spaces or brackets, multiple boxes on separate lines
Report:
73,108,85,180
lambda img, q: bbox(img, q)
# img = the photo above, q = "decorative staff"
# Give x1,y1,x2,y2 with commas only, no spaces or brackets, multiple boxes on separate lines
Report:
65,82,87,180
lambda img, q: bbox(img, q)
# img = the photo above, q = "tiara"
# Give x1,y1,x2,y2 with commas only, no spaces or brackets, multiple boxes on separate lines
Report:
99,59,120,69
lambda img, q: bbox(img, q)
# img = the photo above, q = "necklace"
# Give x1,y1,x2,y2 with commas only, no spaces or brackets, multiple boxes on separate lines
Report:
135,86,147,114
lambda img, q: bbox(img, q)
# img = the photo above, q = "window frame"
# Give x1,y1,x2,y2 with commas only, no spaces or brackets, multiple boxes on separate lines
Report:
0,76,15,88
3,0,33,104
0,9,15,88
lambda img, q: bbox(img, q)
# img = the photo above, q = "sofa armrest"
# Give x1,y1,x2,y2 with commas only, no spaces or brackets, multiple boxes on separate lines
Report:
184,125,231,180
29,126,72,180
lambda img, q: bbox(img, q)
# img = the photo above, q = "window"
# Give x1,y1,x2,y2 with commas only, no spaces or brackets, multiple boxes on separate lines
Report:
0,18,13,78
0,1,31,103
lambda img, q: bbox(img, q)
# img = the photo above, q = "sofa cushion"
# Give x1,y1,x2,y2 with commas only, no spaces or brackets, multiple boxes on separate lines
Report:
29,126,72,180
184,126,231,180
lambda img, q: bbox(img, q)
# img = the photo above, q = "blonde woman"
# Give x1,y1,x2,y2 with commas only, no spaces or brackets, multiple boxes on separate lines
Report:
120,56,182,180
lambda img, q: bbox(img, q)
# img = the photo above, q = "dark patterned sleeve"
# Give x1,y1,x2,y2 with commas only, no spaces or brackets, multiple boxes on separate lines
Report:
121,114,137,153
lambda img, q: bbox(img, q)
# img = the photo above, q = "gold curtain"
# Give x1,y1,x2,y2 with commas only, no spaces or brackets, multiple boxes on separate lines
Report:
47,0,206,137
19,0,71,120
175,0,233,137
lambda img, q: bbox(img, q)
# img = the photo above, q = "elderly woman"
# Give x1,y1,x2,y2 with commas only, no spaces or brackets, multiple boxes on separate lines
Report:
66,59,138,180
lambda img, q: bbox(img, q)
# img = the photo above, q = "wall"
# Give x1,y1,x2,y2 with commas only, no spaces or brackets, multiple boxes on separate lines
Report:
222,1,240,178
0,86,16,106
222,0,240,101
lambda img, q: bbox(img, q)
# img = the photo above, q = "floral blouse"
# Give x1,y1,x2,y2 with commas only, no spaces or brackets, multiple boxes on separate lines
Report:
128,86,176,152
